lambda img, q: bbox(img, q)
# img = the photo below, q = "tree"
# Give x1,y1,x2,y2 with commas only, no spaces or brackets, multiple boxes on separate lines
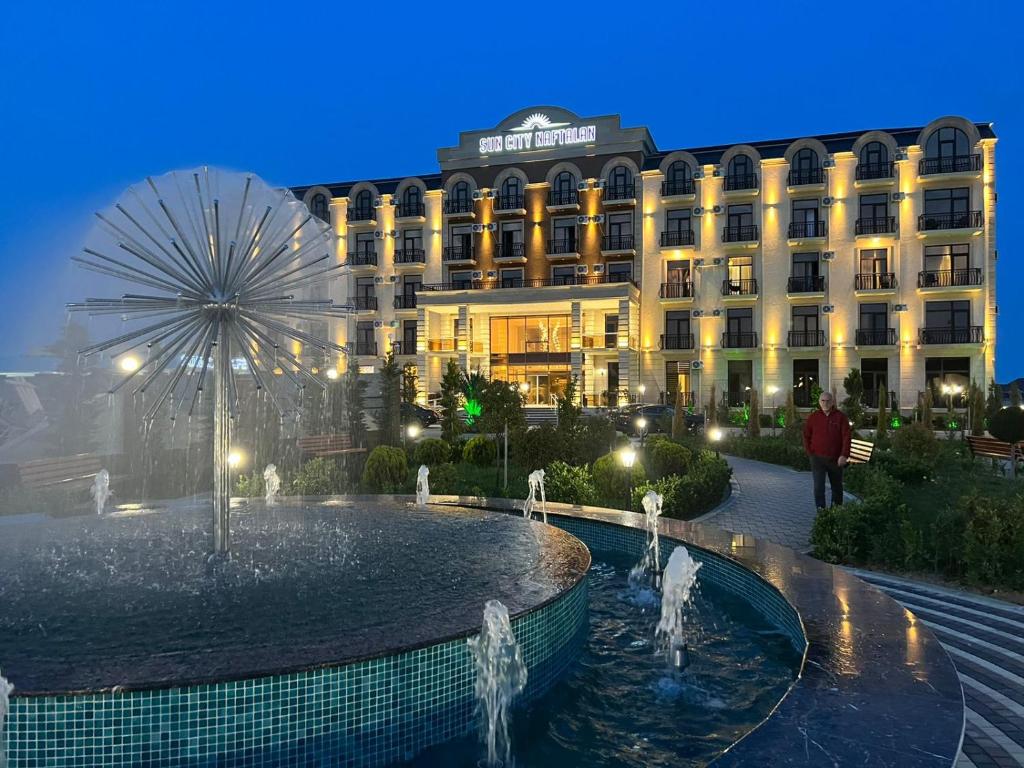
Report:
478,378,525,436
672,389,686,439
968,380,986,437
401,363,418,406
440,359,463,447
747,388,761,438
378,350,401,446
556,376,582,434
460,369,487,429
841,368,865,427
1011,381,1022,408
707,384,718,426
342,366,367,447
919,387,934,428
876,384,889,439
987,381,1004,425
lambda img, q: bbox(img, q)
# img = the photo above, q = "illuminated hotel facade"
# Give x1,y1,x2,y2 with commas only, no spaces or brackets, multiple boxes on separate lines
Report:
292,107,997,411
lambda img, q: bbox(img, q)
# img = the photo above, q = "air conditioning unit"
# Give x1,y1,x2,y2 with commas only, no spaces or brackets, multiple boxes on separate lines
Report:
693,169,705,180
822,157,836,168
386,320,397,328
592,264,606,274
471,190,484,200
373,197,383,208
595,179,607,189
575,264,589,274
712,257,723,266
485,222,497,232
895,149,909,161
822,196,834,207
576,215,589,225
577,181,589,191
692,207,704,216
485,189,496,198
694,258,705,267
374,230,384,239
471,271,483,280
389,229,398,238
711,168,721,177
712,205,722,214
711,309,722,317
822,251,836,261
471,224,484,233
373,320,383,328
486,270,497,279
691,360,704,370
388,275,398,282
891,192,906,202
822,305,835,313
894,303,909,312
374,276,384,283
691,309,704,318
390,197,399,206
592,214,605,224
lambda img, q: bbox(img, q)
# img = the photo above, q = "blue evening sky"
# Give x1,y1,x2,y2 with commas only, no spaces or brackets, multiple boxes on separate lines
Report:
0,1,1019,378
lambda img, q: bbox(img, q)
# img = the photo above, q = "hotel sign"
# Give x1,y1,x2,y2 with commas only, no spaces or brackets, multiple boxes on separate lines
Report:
478,113,597,155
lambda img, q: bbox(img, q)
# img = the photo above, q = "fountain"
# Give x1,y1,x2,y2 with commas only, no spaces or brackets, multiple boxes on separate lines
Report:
90,469,111,515
522,469,547,523
416,465,430,508
629,490,663,590
656,546,702,669
467,600,528,768
263,464,280,506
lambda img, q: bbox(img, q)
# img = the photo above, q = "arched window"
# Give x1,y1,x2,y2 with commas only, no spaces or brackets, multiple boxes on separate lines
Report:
663,161,692,196
925,127,969,159
452,181,470,202
551,171,577,206
789,148,822,186
725,154,757,191
401,185,423,217
445,180,473,214
310,193,330,223
857,141,892,181
498,176,523,210
354,189,373,213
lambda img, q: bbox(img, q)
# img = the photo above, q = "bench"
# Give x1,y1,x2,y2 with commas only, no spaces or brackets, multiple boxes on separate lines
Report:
848,438,875,465
296,434,366,458
966,435,1023,476
17,454,104,492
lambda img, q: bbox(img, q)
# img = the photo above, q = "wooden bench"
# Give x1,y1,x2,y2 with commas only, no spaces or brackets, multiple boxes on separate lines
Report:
966,435,1023,476
848,438,875,465
296,434,366,458
17,454,104,492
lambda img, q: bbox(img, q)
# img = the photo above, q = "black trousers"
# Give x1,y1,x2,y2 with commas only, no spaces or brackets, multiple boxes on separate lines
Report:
810,454,844,510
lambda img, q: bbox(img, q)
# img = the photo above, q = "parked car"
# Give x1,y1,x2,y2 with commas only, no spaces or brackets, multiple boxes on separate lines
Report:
613,403,704,436
401,402,439,427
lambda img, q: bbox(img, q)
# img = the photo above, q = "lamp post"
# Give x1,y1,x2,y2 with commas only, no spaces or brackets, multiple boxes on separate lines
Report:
708,427,723,457
405,422,421,451
941,383,964,434
637,383,646,404
767,385,779,436
636,416,648,448
619,446,637,511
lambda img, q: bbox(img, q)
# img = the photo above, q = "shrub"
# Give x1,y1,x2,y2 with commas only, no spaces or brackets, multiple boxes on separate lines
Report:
361,446,409,492
574,416,617,465
593,451,648,504
511,423,564,470
464,436,498,467
634,452,731,519
413,438,450,467
932,505,969,577
234,469,266,497
424,462,459,494
811,504,873,564
645,437,693,479
873,451,934,484
722,435,809,471
891,421,940,462
290,457,342,496
989,407,1024,444
544,461,597,506
962,494,1024,589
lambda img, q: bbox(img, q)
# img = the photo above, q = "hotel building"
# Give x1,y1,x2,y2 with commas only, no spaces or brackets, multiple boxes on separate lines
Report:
292,107,997,411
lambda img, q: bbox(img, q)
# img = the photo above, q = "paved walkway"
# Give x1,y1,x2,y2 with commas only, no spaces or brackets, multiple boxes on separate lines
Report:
700,454,1024,768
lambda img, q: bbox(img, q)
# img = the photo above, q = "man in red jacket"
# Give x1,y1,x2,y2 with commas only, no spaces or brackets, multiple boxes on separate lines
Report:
802,390,852,510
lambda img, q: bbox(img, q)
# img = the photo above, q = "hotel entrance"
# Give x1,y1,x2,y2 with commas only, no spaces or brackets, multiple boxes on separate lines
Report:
489,314,571,406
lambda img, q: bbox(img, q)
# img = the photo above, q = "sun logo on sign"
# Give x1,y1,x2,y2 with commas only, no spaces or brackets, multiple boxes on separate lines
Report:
512,113,570,132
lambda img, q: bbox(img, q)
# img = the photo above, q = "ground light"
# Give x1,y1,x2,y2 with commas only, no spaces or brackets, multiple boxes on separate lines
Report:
405,423,421,450
708,427,723,457
619,446,637,511
326,368,339,380
636,416,648,446
227,450,244,469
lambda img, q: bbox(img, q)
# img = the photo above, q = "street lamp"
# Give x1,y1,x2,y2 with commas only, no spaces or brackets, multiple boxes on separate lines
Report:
118,355,140,373
619,446,637,511
941,382,964,432
636,416,648,447
404,422,421,451
637,383,646,404
708,427,723,457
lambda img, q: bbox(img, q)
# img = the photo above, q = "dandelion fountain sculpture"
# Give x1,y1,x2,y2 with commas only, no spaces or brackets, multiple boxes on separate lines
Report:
90,469,111,515
522,469,547,523
67,167,348,553
416,465,430,508
263,464,281,506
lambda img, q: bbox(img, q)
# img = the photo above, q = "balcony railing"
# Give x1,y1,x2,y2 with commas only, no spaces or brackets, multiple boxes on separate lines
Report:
604,183,635,201
442,246,475,262
494,242,525,259
346,251,378,266
788,329,826,347
659,282,694,299
788,220,827,239
855,161,896,181
546,238,578,255
355,342,377,356
661,179,695,196
855,328,897,346
346,208,375,223
855,216,896,235
350,296,378,311
548,190,579,207
855,272,897,290
724,173,759,192
420,274,639,292
917,268,983,288
395,202,425,218
722,331,758,348
602,234,634,251
919,326,984,344
391,341,415,356
863,389,898,409
393,295,417,309
660,333,695,350
394,248,425,264
721,278,758,296
918,211,983,231
443,198,474,215
660,229,695,247
919,154,982,176
787,275,825,293
493,193,524,211
722,224,759,242
787,168,825,186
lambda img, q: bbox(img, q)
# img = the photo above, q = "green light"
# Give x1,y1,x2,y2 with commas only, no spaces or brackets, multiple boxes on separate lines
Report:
464,399,482,426
890,416,902,429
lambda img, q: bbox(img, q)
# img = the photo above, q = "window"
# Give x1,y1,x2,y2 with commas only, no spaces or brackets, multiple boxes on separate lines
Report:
925,357,970,406
608,165,633,196
727,203,753,229
604,315,618,348
499,268,523,287
451,181,470,203
356,322,375,353
791,305,821,333
499,220,524,258
860,248,888,274
726,255,754,292
859,193,889,220
925,127,970,160
552,265,576,285
728,154,753,179
449,269,474,289
606,212,633,249
402,320,417,354
553,171,576,195
665,161,692,195
401,186,422,215
355,231,375,255
501,176,522,199
859,302,889,331
924,244,969,273
552,217,576,250
666,208,691,234
727,359,753,407
665,361,692,403
791,198,821,236
791,252,820,279
860,141,888,167
354,189,373,214
925,300,970,330
355,277,375,299
310,193,330,222
793,360,819,407
402,275,421,300
664,310,690,349
402,228,423,252
922,188,971,229
793,148,819,173
726,307,753,337
666,259,690,284
861,359,889,407
607,261,633,282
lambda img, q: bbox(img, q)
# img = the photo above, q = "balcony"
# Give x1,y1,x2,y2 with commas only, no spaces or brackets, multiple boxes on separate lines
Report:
346,251,378,268
659,282,695,300
787,168,826,189
660,333,695,350
601,234,635,254
443,198,475,217
918,154,982,178
395,202,425,220
582,334,616,350
660,230,695,248
855,217,897,236
350,296,378,312
391,341,415,356
917,211,983,234
393,248,425,266
722,224,759,245
603,183,636,205
355,342,378,356
855,328,897,346
787,220,827,242
721,278,758,297
494,242,526,262
546,238,579,258
420,274,639,293
442,245,475,264
493,194,525,215
723,173,759,195
722,331,758,348
788,329,826,347
393,295,417,310
547,190,580,211
346,207,376,225
917,268,983,289
919,326,984,345
787,275,825,294
855,273,897,291
660,179,696,199
855,162,896,184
